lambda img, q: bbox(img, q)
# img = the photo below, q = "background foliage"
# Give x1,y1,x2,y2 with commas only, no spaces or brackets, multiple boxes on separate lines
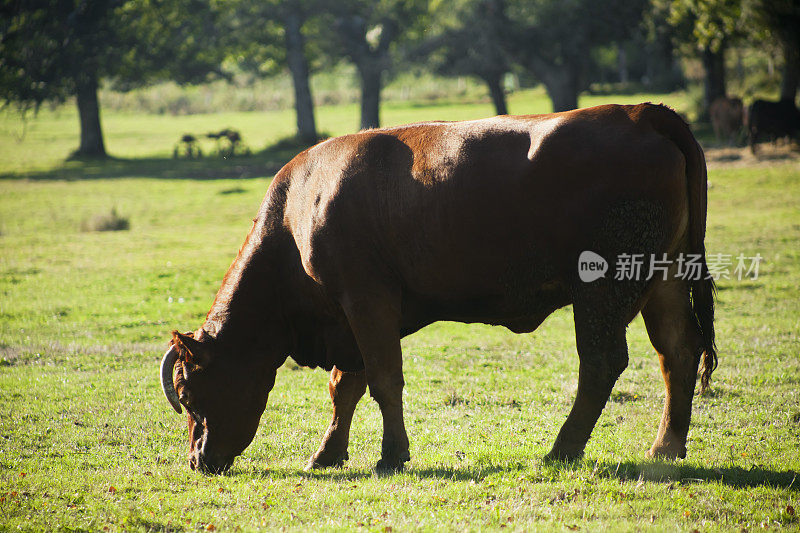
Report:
2,0,798,155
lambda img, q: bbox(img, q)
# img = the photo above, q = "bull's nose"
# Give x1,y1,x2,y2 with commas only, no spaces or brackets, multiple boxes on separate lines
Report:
190,453,232,475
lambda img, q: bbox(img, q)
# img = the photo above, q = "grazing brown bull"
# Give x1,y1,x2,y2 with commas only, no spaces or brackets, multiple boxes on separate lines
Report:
160,103,717,475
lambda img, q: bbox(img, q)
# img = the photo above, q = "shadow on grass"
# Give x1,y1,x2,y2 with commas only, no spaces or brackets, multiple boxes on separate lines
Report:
238,462,524,483
547,458,799,491
238,459,798,490
0,136,319,181
751,149,800,162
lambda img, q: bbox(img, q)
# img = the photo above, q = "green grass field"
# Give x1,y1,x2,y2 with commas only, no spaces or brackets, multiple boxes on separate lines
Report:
1,93,799,531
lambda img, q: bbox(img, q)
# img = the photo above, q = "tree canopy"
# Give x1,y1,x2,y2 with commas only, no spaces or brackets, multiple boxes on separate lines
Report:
327,0,430,128
2,0,798,157
748,0,800,101
221,0,338,142
508,0,646,112
425,0,513,115
1,0,225,156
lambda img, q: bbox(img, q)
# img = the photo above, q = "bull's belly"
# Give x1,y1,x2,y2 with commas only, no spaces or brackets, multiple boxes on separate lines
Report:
398,276,571,336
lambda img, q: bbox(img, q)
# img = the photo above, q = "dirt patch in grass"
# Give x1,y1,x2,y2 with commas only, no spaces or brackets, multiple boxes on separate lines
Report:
81,207,129,232
704,144,800,168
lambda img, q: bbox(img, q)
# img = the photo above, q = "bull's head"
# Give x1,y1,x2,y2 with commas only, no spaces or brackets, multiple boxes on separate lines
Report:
160,329,277,474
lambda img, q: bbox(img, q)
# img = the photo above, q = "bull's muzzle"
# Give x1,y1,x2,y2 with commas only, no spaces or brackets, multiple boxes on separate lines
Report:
189,450,233,475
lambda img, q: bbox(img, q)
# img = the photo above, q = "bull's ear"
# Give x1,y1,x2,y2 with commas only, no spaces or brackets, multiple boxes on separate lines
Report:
171,330,211,368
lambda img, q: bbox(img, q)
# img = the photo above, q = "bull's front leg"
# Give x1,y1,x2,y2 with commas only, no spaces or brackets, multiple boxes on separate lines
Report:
305,367,367,470
340,289,410,472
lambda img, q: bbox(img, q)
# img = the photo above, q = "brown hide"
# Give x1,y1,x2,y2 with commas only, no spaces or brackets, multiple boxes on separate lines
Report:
162,103,716,474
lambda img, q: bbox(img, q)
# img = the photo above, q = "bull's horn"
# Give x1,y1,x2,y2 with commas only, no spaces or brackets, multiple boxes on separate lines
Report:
160,345,182,414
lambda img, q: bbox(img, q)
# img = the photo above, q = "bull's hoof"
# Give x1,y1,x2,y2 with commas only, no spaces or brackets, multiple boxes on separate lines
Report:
646,429,687,460
645,443,686,460
304,450,349,471
374,452,410,474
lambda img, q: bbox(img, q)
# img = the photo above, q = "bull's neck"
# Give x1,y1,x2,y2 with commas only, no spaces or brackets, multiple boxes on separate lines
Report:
201,211,287,353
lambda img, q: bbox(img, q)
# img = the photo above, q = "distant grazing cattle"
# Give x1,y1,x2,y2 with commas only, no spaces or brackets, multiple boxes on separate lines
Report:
747,99,800,153
159,103,717,475
709,96,743,145
173,134,202,159
207,129,244,157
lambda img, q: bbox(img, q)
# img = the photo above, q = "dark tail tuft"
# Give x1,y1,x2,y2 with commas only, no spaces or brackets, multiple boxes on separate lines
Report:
692,262,717,394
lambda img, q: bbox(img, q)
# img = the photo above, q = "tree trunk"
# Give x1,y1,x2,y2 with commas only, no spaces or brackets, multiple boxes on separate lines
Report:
780,42,799,103
358,63,381,130
284,11,318,143
75,74,106,158
484,73,508,115
659,37,684,91
336,14,397,131
542,69,580,112
617,44,628,84
701,45,726,120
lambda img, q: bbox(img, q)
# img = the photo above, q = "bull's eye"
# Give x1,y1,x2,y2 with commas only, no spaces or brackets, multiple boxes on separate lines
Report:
176,383,192,406
186,405,203,426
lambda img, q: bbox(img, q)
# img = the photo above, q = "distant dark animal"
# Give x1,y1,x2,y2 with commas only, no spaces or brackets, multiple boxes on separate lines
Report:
173,134,201,159
160,103,717,475
747,99,800,153
709,96,743,145
207,128,243,157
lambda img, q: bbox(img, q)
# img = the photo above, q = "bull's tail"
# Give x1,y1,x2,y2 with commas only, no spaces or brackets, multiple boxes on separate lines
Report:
688,152,718,394
644,103,718,393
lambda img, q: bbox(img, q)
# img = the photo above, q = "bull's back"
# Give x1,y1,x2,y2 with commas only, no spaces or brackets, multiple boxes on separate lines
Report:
285,105,689,314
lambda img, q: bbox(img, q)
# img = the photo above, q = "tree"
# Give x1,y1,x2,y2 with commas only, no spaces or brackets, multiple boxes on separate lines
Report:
224,0,321,143
1,0,116,156
507,0,645,112
0,0,224,158
284,9,318,142
330,0,428,129
426,0,512,115
749,0,800,102
665,0,745,117
641,0,686,92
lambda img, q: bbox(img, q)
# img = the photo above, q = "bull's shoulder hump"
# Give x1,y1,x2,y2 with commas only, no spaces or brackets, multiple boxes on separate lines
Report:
381,115,567,159
297,115,569,159
375,114,560,136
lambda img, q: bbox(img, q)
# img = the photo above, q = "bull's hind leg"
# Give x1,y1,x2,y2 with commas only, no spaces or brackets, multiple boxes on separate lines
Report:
546,199,663,461
545,300,629,461
305,367,367,470
642,279,704,459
